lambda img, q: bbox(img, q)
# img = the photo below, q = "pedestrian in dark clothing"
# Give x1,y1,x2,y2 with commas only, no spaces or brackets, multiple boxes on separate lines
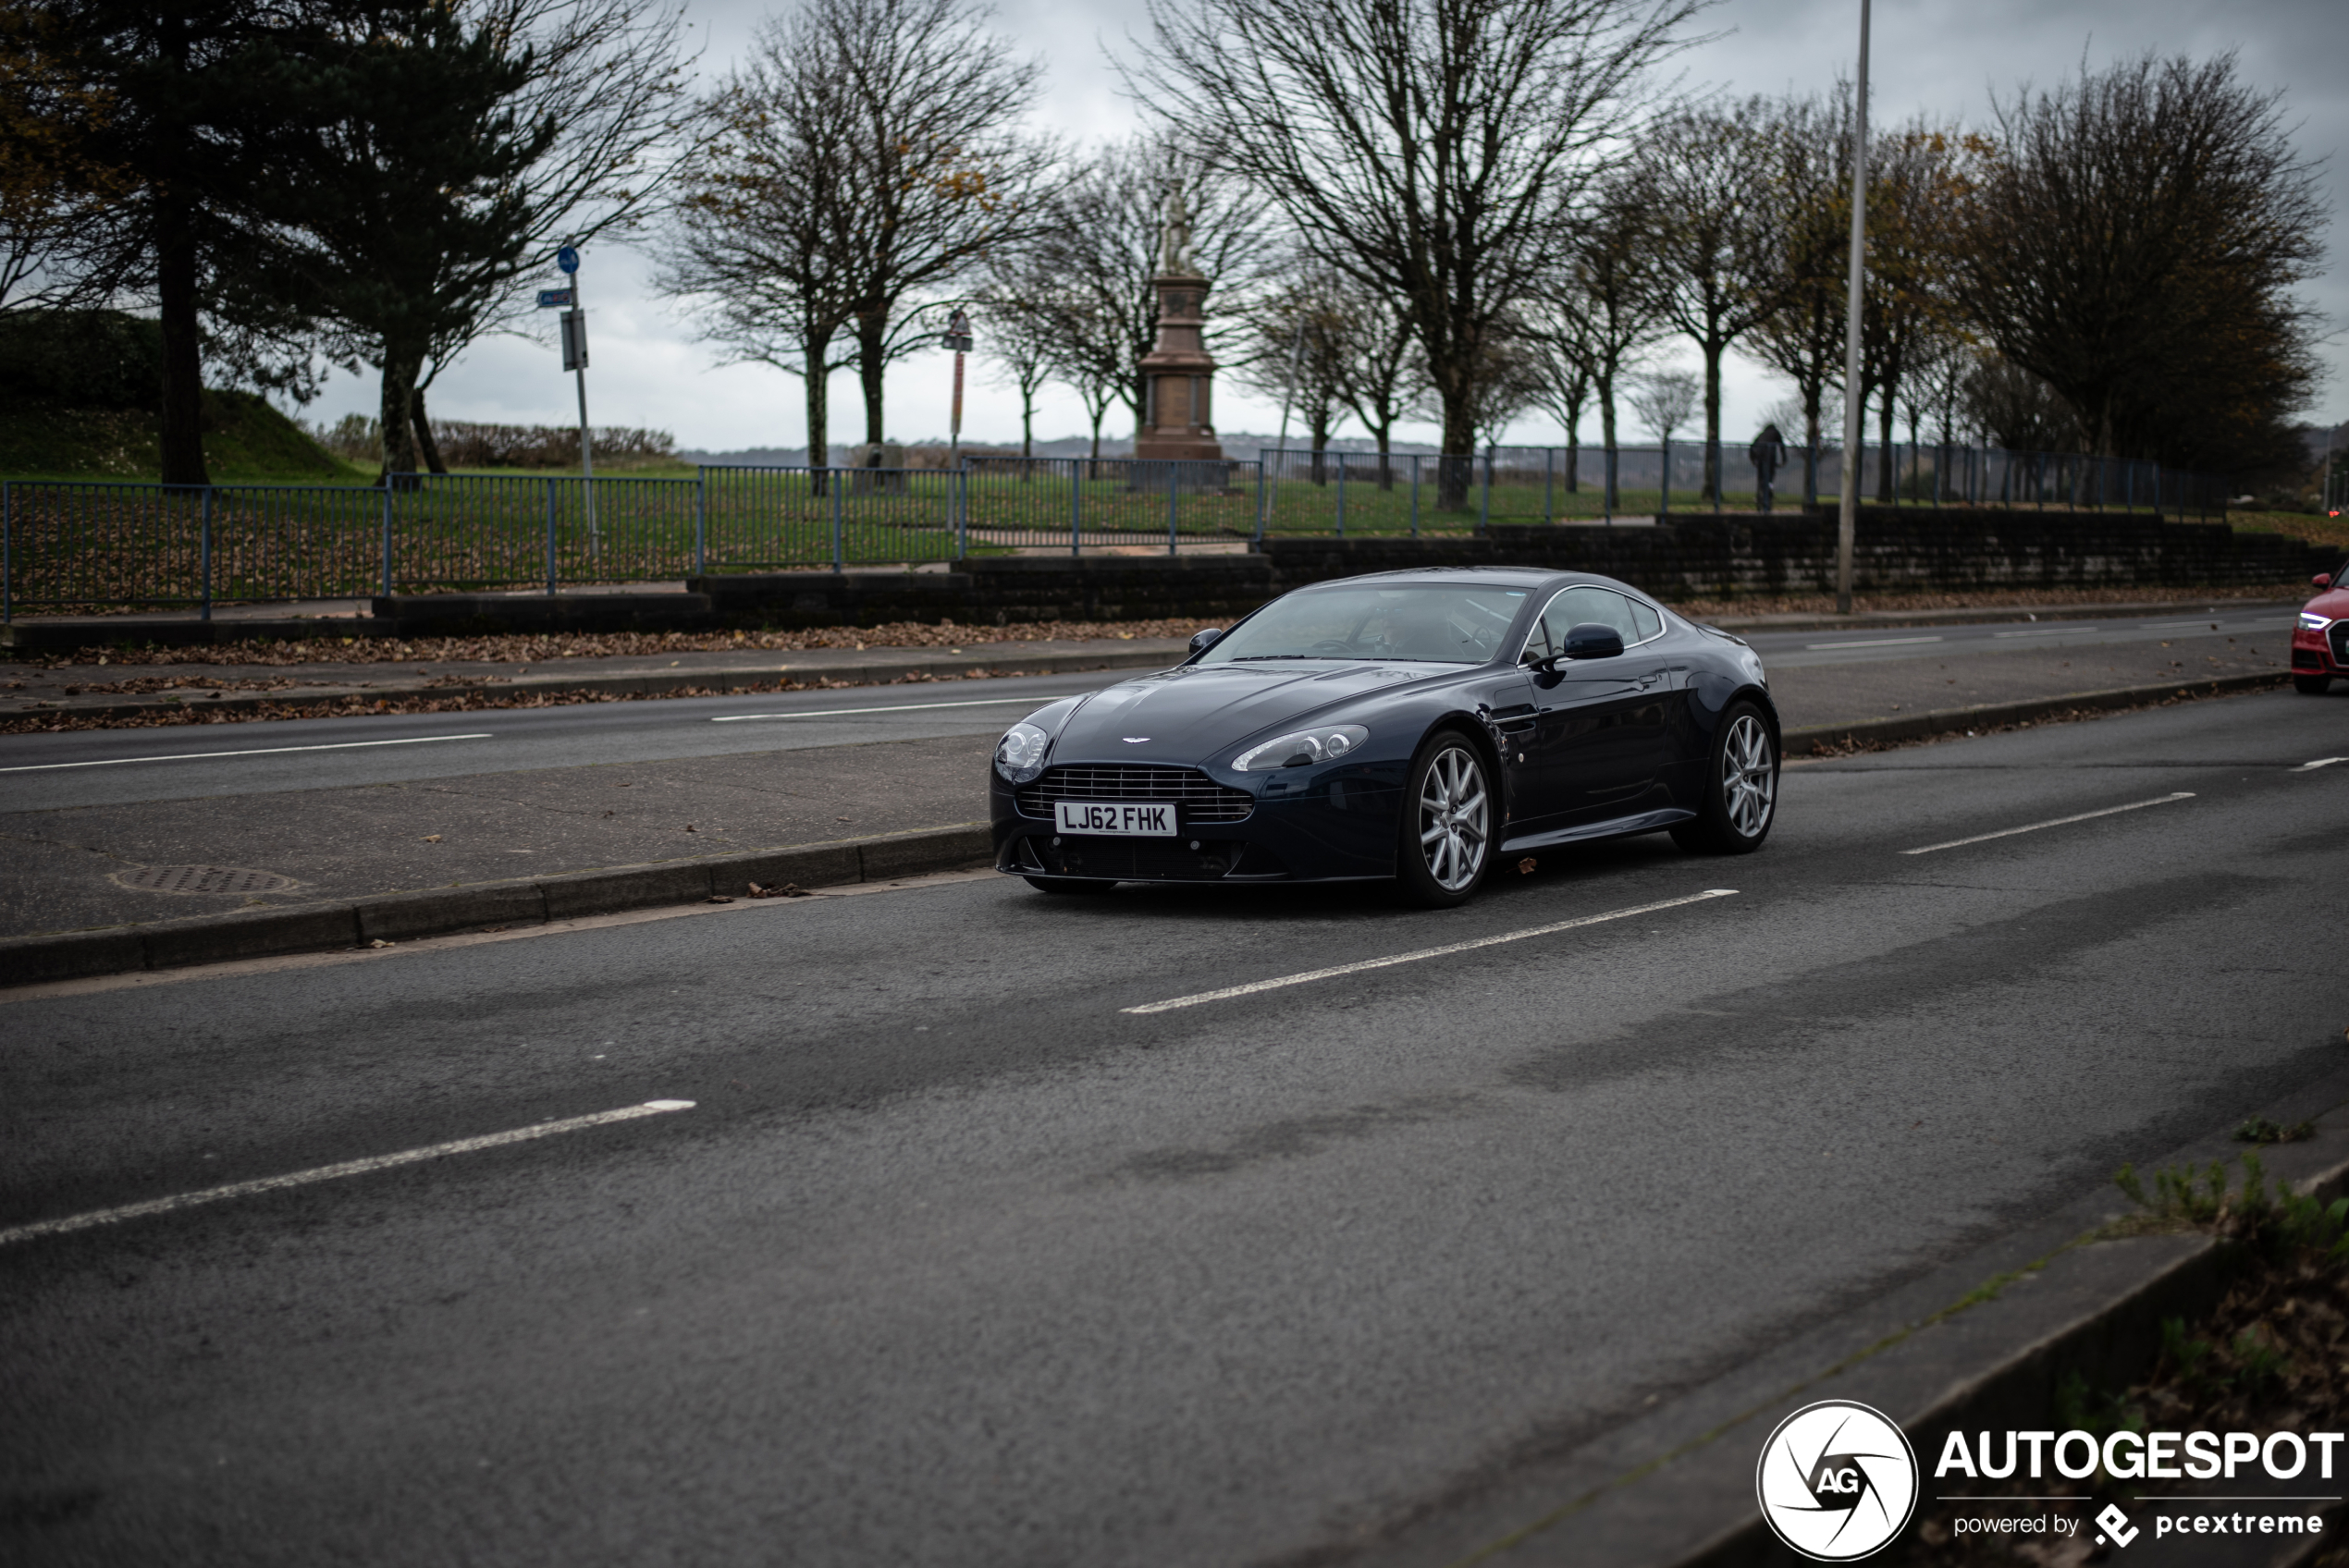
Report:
1750,424,1787,513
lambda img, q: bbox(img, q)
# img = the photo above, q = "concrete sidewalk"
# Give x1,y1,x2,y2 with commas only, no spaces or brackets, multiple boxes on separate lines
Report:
3,636,1191,727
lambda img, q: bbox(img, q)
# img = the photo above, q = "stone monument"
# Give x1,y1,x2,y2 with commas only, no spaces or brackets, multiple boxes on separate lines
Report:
1133,188,1224,462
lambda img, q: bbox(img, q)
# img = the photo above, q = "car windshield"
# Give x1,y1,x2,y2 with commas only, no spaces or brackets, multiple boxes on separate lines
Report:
1199,583,1528,665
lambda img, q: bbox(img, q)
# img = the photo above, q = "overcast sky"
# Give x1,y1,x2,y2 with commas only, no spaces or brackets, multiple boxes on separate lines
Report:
299,0,2349,454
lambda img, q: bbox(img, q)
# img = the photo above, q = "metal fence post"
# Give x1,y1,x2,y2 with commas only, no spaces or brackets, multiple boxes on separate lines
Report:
1252,457,1264,546
1335,452,1347,539
1660,439,1671,518
546,477,557,594
830,468,843,573
1165,463,1178,556
3,480,12,623
1071,457,1082,556
379,483,392,598
955,466,968,560
1544,447,1555,523
1479,446,1493,534
695,467,707,576
1409,455,1420,538
200,485,213,620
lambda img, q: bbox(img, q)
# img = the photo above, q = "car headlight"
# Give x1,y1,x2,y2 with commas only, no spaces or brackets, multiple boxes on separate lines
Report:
1234,724,1369,771
2302,612,2332,631
994,722,1052,784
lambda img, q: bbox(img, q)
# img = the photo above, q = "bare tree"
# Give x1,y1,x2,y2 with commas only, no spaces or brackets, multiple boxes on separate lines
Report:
973,254,1063,461
1953,51,2324,473
1130,0,1697,506
1537,177,1666,503
1230,268,1348,480
0,5,130,314
1633,96,1794,503
1627,368,1698,444
825,0,1057,447
1745,89,1851,497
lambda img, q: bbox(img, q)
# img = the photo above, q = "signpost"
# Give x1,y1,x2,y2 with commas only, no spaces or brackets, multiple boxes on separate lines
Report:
1835,1,1870,615
550,245,597,553
942,309,973,547
942,308,972,464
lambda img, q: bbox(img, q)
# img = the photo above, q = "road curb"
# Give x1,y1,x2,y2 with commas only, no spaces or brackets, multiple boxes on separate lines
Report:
6,645,1182,726
1704,597,2301,635
1657,1140,2349,1568
0,823,995,988
1782,670,2293,753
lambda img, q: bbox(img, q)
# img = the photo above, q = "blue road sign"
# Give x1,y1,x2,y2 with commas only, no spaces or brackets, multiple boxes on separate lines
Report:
556,245,580,275
537,288,574,309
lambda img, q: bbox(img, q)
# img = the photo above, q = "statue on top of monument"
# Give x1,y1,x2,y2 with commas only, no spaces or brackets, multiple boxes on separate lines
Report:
1158,185,1194,276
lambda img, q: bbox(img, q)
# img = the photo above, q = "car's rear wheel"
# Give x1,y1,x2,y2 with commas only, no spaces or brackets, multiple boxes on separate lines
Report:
1671,702,1777,855
1396,729,1493,908
2294,674,2334,695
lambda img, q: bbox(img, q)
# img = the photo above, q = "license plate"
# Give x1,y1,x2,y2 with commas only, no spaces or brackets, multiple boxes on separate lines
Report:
1053,800,1176,836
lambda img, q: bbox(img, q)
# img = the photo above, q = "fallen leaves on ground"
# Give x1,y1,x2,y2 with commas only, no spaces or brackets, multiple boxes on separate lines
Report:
19,618,1207,668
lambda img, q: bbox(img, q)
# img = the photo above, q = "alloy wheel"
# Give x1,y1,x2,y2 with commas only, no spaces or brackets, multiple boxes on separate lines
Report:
1417,745,1490,891
1721,715,1776,838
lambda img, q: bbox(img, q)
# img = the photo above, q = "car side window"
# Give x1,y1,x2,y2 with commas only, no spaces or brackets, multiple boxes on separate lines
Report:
1628,598,1663,642
1527,586,1639,661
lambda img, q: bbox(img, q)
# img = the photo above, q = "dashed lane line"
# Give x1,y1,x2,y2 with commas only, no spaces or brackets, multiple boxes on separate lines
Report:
1121,889,1740,1015
1900,792,2195,856
0,1099,696,1247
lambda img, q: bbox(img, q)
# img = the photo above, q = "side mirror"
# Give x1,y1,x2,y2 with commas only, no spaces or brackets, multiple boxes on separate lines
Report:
2317,573,2334,590
1188,627,1224,655
1558,622,1626,662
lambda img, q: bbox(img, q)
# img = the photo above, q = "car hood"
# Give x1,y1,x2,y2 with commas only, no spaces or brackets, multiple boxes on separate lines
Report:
1050,661,1447,765
2306,586,2349,620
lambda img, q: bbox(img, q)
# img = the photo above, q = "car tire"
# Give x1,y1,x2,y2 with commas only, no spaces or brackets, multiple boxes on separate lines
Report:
1396,729,1494,908
1024,876,1115,895
1671,701,1777,855
2294,674,2334,695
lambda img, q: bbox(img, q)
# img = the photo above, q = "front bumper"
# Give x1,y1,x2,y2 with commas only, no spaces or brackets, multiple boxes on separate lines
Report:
989,760,1406,883
2293,619,2346,673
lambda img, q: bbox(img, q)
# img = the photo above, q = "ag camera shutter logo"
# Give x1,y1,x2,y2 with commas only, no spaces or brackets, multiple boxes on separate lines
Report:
1756,1400,1919,1560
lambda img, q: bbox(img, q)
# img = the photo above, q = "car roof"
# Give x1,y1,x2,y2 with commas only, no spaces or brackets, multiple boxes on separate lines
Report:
1297,566,1647,594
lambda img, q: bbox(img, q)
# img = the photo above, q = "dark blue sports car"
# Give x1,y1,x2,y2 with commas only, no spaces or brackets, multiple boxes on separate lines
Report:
989,568,1778,906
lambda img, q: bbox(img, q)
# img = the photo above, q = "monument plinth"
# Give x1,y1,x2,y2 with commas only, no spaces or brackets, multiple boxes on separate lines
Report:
1134,192,1223,463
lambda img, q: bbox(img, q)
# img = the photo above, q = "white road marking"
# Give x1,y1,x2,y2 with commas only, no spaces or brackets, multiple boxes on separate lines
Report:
1802,636,1945,650
2297,757,2347,772
1900,792,2195,855
0,1100,695,1247
1121,889,1739,1014
1990,628,2077,638
0,733,494,773
710,695,1076,723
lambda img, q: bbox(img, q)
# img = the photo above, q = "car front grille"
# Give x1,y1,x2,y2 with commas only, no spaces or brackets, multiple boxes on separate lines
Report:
2332,622,2348,666
1015,765,1254,823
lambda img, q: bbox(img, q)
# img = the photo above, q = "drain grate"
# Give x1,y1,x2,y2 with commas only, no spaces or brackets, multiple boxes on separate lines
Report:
116,864,299,896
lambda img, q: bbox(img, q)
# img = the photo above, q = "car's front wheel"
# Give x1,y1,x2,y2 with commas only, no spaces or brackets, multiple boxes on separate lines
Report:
2294,674,2334,695
1396,729,1494,908
1671,701,1777,854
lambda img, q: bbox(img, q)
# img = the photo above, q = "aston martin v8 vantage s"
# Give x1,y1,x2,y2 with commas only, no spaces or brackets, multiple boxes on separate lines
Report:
989,569,1779,907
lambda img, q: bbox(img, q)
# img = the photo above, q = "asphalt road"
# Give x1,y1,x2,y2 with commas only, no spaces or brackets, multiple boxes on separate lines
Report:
1738,604,2296,668
5,687,2346,1566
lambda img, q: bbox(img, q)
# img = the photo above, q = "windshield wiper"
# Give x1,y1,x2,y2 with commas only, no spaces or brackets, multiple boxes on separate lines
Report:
1228,654,1356,661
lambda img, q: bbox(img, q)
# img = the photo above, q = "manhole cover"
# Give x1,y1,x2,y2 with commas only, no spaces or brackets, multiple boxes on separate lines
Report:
115,864,299,896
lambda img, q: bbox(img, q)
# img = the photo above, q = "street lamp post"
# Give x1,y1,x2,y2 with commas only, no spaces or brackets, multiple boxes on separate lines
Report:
1835,0,1870,616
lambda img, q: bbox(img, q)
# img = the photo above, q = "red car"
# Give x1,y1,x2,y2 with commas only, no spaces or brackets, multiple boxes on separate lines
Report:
2294,557,2349,694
